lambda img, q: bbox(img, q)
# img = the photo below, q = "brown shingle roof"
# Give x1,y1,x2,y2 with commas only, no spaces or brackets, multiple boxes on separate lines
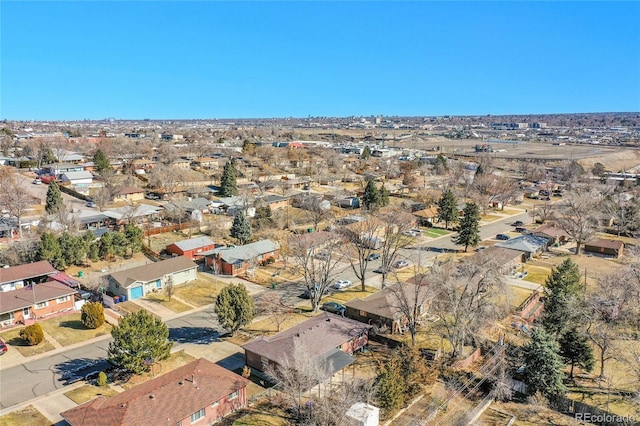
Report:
585,238,624,250
346,282,429,320
0,281,77,315
109,256,197,288
0,261,57,285
532,223,570,238
242,312,370,365
61,358,249,426
117,187,145,195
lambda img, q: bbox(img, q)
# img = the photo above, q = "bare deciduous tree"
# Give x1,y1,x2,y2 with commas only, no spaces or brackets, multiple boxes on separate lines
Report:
377,209,416,287
339,216,381,291
557,189,600,255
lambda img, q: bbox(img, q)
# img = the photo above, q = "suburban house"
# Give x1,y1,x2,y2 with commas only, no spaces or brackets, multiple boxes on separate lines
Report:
191,157,220,170
0,260,58,292
469,246,524,274
103,204,163,225
166,236,217,260
41,162,85,176
107,256,197,300
60,358,249,426
129,159,156,174
345,282,431,334
171,158,191,170
0,281,77,327
584,238,625,258
59,171,94,193
113,187,146,203
532,223,571,246
242,312,371,376
495,234,549,260
258,194,289,211
0,218,20,240
204,240,280,276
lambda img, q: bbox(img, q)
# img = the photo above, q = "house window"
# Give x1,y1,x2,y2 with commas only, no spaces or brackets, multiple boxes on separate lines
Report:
190,408,205,423
228,390,238,400
0,312,13,322
36,301,49,309
211,401,219,407
56,296,70,303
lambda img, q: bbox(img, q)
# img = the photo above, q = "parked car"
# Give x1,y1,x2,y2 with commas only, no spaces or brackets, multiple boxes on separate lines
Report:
333,279,352,290
32,178,42,185
302,285,329,299
144,192,161,200
496,233,511,240
366,253,380,261
374,266,391,274
321,301,346,315
0,338,7,355
403,230,419,237
410,228,422,235
86,200,96,208
511,220,524,226
394,260,410,268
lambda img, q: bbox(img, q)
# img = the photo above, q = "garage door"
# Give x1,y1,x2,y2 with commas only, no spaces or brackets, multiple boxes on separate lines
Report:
130,286,143,300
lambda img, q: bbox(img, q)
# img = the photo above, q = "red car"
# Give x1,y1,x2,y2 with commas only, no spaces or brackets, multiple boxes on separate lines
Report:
0,338,7,355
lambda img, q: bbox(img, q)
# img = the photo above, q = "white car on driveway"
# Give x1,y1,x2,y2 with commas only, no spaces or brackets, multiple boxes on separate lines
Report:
333,279,352,289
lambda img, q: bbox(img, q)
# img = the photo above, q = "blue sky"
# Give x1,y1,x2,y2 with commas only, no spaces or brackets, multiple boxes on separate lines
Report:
1,1,639,120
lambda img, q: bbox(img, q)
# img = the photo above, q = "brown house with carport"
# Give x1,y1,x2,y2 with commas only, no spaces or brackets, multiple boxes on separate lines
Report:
532,223,571,246
242,312,371,375
166,236,217,260
345,281,431,334
584,238,625,258
0,281,77,327
61,358,249,426
204,240,279,276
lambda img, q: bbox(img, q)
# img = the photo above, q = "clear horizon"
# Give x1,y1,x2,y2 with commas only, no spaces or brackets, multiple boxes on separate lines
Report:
2,1,639,121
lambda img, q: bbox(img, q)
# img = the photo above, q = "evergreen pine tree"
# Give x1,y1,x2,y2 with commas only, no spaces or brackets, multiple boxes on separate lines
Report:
559,327,594,379
45,180,64,214
454,202,481,252
124,223,144,254
376,357,406,413
219,158,238,197
541,258,583,336
361,146,371,160
379,184,390,207
37,232,64,270
214,283,255,336
93,149,111,174
230,211,252,245
362,180,381,210
523,328,567,399
436,190,458,229
108,310,172,374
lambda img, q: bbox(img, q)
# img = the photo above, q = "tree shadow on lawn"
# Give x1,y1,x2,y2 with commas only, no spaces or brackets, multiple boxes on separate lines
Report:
169,326,221,344
58,320,87,330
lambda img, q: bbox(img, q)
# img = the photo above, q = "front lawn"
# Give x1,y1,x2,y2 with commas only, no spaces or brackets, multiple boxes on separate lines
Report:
38,313,112,347
144,292,192,313
423,228,451,238
0,405,51,426
173,274,226,307
325,285,378,303
246,311,314,336
522,264,552,285
65,384,120,404
114,301,152,317
0,327,56,357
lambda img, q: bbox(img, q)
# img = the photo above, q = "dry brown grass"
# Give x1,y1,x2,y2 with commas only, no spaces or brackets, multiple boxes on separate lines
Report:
172,273,227,306
64,384,120,404
0,327,56,357
143,292,193,313
38,313,112,347
488,402,583,426
0,405,51,426
246,311,314,336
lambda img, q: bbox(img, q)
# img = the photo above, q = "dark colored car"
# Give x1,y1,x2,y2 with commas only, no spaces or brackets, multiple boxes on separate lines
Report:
366,253,380,261
302,285,329,299
496,233,510,240
0,338,7,355
511,220,524,226
321,301,346,315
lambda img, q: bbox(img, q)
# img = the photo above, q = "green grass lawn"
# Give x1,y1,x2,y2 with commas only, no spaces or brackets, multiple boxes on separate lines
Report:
522,264,551,285
0,327,56,357
64,384,120,404
144,292,193,313
0,405,51,426
423,228,450,238
38,313,112,347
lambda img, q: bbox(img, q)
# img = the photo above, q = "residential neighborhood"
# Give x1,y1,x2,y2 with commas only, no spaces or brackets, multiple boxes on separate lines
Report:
0,115,639,426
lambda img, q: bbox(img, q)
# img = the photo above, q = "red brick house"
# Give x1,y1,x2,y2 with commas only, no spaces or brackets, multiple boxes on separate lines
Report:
205,240,279,276
166,236,217,260
242,312,371,375
61,358,249,426
0,281,77,327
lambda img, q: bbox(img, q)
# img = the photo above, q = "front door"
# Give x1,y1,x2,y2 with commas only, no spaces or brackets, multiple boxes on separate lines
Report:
23,307,31,319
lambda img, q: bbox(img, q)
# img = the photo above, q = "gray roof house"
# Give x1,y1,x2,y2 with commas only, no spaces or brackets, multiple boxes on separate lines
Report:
108,256,197,300
495,234,549,260
204,240,280,276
